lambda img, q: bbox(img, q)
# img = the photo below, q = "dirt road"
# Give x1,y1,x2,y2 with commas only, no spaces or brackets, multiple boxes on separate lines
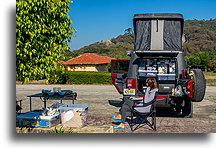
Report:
16,85,215,133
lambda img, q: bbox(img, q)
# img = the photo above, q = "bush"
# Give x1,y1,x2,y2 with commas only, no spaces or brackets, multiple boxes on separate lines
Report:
208,60,216,72
58,71,112,84
185,51,214,71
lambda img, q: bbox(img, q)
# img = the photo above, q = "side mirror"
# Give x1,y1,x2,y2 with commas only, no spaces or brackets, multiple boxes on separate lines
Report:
126,51,131,56
183,33,190,43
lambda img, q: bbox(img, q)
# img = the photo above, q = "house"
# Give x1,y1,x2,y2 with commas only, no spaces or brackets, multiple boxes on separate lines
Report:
62,53,113,72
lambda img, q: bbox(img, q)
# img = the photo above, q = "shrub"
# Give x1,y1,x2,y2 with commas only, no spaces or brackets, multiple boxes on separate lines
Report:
208,60,216,72
58,71,112,84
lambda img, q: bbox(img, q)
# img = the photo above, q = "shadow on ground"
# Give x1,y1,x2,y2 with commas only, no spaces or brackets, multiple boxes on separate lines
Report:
108,100,183,118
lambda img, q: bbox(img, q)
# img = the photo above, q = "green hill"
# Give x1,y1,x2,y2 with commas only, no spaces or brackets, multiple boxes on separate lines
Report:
65,33,134,60
183,19,215,55
65,19,215,60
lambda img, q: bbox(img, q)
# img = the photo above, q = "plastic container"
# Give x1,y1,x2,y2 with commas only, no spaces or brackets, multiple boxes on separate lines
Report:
59,104,88,128
158,74,168,80
158,74,176,80
167,74,176,80
138,70,157,77
17,111,60,128
58,104,88,113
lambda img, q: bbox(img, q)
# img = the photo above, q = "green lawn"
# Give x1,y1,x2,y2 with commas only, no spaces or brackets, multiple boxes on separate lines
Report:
204,72,216,86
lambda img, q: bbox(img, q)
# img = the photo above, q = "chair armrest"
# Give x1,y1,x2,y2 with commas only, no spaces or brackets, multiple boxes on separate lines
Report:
131,97,143,101
143,99,156,105
16,100,22,103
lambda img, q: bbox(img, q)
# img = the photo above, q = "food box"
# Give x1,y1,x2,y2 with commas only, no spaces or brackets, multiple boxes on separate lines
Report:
59,104,88,128
61,110,87,128
17,111,60,128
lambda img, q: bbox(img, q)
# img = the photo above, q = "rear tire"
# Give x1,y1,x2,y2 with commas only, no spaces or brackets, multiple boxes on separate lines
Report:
190,69,206,102
182,99,193,118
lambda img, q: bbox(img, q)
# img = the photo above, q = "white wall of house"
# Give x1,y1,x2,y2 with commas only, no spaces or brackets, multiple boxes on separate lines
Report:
67,64,108,72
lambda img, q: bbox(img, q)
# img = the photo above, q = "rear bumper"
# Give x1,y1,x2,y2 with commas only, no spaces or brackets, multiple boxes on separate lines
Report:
156,97,172,107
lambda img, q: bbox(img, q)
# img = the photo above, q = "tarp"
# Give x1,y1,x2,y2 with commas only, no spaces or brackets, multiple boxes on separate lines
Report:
133,13,184,51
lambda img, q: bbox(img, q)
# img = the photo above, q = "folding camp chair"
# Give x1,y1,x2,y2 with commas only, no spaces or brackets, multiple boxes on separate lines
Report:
16,99,22,113
129,92,158,132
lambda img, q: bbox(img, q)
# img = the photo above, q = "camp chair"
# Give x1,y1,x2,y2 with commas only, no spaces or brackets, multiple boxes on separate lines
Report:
16,99,22,113
129,92,158,132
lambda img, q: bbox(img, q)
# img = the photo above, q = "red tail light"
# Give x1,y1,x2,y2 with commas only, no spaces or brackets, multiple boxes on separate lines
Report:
182,69,187,79
187,80,194,98
111,74,117,84
126,79,137,89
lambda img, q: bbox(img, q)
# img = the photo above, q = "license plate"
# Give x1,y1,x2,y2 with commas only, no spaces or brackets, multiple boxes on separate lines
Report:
123,89,135,95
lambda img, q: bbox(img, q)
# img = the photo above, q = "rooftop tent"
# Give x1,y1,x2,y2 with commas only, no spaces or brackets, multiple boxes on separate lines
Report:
133,13,184,51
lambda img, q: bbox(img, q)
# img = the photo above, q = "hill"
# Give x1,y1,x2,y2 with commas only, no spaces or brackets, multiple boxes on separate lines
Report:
65,19,215,60
183,19,215,55
64,33,134,60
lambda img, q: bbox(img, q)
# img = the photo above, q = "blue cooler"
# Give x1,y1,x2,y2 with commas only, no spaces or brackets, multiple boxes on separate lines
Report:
17,111,60,128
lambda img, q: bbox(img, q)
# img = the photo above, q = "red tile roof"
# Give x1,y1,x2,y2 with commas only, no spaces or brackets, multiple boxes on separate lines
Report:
63,53,113,65
59,60,66,64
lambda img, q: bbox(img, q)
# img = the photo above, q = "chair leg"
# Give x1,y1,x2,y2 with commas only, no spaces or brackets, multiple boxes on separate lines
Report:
130,111,157,131
153,108,156,131
129,112,134,132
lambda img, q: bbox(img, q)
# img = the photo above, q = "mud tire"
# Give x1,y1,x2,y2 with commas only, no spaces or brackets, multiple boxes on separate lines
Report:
190,69,206,102
182,99,193,118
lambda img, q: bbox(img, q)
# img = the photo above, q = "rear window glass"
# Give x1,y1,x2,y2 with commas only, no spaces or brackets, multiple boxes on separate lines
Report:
112,60,130,74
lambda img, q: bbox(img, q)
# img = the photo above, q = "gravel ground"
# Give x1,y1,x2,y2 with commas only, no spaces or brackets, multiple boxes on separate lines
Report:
16,85,215,133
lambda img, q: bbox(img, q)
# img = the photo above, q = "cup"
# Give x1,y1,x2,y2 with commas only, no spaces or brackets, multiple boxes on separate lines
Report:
57,87,61,92
53,87,58,92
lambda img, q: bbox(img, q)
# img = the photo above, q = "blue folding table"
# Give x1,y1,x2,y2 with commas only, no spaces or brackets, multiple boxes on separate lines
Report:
27,91,77,111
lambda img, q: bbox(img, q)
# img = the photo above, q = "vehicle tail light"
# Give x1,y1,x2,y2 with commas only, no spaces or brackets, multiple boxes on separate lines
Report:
126,78,136,89
187,80,194,98
111,74,117,84
182,69,187,79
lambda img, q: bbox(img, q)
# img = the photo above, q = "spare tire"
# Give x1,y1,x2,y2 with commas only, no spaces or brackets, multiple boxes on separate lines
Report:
190,69,206,102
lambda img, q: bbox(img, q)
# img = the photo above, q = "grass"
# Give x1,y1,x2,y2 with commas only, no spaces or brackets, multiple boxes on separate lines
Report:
204,72,216,86
204,72,216,76
204,72,216,79
50,127,73,133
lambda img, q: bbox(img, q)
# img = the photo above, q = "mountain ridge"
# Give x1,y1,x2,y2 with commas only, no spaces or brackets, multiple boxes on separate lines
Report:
64,19,215,60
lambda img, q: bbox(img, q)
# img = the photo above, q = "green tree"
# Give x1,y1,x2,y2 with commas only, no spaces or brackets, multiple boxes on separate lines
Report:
124,28,133,34
197,52,211,71
185,51,213,71
185,54,201,68
16,0,75,83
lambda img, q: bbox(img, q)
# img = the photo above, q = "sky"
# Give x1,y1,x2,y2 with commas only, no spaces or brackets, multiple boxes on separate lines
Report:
68,0,216,51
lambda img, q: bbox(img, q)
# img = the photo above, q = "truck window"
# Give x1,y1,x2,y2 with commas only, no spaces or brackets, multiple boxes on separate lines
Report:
112,60,130,74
